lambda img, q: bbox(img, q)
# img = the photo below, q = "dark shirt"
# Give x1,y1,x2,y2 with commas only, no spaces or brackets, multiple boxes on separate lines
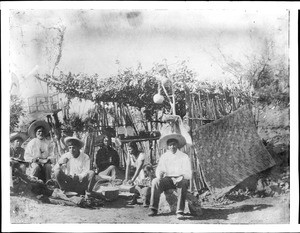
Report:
10,147,25,161
95,146,120,172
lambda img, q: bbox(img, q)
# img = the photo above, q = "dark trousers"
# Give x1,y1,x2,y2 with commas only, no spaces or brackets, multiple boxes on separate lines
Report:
31,162,52,182
149,177,189,213
54,168,96,195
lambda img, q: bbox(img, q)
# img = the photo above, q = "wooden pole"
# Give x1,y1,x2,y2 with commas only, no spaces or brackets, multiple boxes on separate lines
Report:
161,82,175,115
220,95,227,115
171,85,176,115
197,93,203,122
185,87,192,133
216,96,225,116
184,86,195,192
191,95,195,119
89,132,95,170
206,94,212,119
122,144,127,168
232,95,236,111
153,139,157,165
212,98,219,119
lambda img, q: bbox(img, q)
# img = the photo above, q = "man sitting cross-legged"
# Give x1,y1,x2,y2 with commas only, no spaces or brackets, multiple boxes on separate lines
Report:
53,136,96,196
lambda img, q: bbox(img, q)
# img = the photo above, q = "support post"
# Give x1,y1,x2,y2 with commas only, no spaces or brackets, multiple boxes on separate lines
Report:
184,85,194,192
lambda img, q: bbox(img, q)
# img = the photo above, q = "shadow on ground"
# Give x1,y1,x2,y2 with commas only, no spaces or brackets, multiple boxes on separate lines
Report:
100,195,136,209
183,204,273,221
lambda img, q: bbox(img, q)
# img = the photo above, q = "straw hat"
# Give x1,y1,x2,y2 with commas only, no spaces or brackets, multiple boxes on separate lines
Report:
158,118,186,149
28,120,50,138
64,136,84,149
10,132,28,142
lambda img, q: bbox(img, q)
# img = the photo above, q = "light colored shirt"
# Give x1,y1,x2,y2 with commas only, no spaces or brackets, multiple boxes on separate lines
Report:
129,152,145,182
55,151,90,179
24,138,54,162
129,152,145,168
156,150,192,180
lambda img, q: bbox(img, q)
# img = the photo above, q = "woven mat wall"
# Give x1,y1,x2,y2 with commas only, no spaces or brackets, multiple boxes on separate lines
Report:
192,104,276,196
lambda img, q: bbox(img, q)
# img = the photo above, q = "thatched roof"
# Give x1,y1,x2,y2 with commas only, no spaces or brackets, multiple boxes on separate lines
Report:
37,70,167,110
35,63,253,118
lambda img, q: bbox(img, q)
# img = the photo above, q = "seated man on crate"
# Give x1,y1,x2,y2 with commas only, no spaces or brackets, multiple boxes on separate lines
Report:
148,121,192,220
53,136,96,196
94,134,120,181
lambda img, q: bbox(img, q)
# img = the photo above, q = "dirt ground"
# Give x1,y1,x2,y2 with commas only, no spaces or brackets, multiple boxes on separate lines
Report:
10,192,289,224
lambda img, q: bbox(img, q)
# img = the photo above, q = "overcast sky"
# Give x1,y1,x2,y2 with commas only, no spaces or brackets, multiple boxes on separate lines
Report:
9,8,288,101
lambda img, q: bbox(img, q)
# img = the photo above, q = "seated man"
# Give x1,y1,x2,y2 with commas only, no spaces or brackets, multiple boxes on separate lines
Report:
148,137,192,220
53,136,96,196
10,132,28,175
95,134,120,181
24,120,55,182
10,132,26,160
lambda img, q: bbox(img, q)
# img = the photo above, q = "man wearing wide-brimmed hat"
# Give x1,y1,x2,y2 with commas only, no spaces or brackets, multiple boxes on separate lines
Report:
148,118,192,220
10,132,28,160
10,132,29,175
24,120,55,182
53,136,96,196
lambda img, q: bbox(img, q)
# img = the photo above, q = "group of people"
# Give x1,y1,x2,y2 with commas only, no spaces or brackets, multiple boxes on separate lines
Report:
10,119,192,220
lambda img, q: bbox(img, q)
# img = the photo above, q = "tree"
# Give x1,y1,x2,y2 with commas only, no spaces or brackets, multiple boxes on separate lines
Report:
10,94,26,132
211,37,289,107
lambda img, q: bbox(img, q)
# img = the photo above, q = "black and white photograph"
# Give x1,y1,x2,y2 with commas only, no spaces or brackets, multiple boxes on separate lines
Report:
1,1,299,232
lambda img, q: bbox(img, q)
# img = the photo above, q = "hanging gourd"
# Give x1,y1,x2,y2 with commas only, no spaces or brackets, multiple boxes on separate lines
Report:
153,83,164,104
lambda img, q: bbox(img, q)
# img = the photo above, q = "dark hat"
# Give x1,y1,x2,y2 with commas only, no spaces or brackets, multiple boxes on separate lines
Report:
28,120,50,138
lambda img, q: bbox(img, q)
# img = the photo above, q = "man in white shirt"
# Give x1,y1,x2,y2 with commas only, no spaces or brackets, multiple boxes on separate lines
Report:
53,137,96,195
24,120,55,182
148,138,192,220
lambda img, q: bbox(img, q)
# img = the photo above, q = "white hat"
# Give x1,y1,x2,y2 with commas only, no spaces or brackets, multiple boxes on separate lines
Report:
64,136,84,149
10,132,28,142
158,116,186,149
28,120,50,138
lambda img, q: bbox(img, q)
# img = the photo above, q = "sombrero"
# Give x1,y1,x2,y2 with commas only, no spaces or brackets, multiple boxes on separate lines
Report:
158,118,186,149
64,136,84,149
10,132,28,142
158,133,186,149
28,120,51,138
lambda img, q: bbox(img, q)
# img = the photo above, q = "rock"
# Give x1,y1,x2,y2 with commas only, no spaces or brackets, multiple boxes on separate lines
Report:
256,179,265,191
186,192,203,216
269,184,282,195
265,186,273,195
158,189,201,215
